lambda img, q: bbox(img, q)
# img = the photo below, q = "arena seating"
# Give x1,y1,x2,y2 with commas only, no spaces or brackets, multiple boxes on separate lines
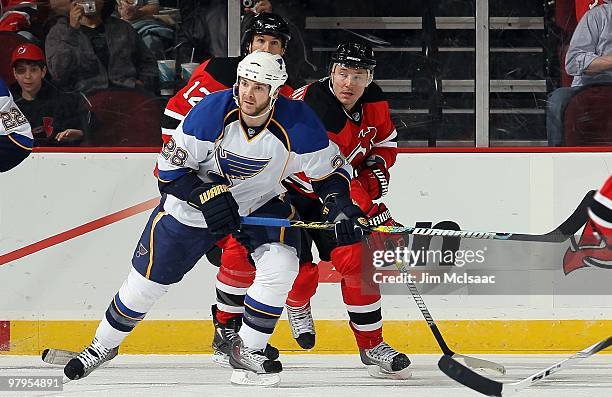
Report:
0,32,32,86
563,83,612,145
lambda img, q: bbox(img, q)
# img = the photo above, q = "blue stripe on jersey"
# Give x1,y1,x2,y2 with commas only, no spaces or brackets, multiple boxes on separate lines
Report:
113,293,146,320
273,96,330,155
9,133,33,149
244,294,283,317
157,168,191,183
0,79,8,97
181,89,237,143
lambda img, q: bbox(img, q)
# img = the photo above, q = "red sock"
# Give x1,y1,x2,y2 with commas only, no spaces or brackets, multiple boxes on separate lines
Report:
286,261,319,307
350,322,383,349
215,308,242,326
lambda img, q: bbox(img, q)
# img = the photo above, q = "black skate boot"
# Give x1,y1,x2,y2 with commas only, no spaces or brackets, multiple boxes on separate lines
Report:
229,335,282,386
359,341,412,379
286,302,315,349
63,337,118,382
211,305,279,367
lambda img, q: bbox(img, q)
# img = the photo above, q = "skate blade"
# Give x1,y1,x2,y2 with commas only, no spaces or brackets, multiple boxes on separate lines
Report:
230,369,280,386
212,352,231,368
366,365,412,380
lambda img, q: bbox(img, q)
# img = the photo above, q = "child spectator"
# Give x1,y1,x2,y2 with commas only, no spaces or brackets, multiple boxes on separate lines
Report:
45,0,159,94
10,43,85,145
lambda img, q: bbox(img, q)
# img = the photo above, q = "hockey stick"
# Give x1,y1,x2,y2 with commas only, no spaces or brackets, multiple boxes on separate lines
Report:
439,336,612,396
240,190,594,243
41,348,78,365
398,258,506,374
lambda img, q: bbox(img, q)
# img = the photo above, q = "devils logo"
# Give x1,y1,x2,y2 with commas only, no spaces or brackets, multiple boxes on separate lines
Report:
563,220,612,275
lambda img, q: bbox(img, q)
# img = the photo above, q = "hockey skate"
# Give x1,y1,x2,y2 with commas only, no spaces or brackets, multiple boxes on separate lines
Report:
63,337,118,382
229,336,282,386
286,302,316,349
211,305,279,367
359,341,412,379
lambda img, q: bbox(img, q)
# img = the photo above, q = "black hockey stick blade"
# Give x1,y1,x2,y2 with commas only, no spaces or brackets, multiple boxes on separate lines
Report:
439,354,502,396
439,336,612,396
507,189,594,242
42,348,78,365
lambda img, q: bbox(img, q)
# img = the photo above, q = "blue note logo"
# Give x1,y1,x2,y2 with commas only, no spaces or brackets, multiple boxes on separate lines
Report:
135,243,148,258
213,147,270,185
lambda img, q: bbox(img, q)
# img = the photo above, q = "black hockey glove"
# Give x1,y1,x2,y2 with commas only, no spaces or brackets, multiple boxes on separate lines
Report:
322,194,370,246
188,183,240,236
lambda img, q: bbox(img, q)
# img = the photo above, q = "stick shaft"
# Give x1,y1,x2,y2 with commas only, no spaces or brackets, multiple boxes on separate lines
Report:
240,190,594,243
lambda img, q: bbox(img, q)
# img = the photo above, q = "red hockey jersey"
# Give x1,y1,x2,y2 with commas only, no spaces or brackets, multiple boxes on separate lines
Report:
288,78,397,200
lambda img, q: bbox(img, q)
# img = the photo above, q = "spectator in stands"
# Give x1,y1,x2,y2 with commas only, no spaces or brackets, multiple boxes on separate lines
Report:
116,0,174,60
176,0,312,86
49,0,71,14
176,0,272,64
547,1,612,146
10,43,85,145
45,0,159,94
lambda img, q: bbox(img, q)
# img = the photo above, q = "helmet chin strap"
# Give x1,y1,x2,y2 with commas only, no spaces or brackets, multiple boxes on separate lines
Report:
243,98,277,121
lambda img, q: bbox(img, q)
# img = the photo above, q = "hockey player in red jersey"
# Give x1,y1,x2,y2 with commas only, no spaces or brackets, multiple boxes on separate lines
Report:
211,42,411,379
284,42,411,379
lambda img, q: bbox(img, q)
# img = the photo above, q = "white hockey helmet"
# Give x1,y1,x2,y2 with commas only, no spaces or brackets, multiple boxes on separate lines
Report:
236,50,288,99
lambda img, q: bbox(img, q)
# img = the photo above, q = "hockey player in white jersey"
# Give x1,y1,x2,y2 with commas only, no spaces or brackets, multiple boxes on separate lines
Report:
0,77,32,172
61,51,367,386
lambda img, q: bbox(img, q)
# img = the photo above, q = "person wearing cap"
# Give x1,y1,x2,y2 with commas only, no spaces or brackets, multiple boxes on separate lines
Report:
10,43,85,144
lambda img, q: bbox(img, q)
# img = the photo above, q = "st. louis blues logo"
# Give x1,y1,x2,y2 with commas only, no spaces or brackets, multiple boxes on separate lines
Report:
212,147,270,185
135,243,148,258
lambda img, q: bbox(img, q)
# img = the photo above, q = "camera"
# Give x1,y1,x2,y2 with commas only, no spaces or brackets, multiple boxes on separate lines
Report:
77,0,96,16
242,0,254,8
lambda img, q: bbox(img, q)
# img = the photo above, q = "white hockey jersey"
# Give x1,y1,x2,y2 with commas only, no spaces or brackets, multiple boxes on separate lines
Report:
0,78,33,147
157,89,350,227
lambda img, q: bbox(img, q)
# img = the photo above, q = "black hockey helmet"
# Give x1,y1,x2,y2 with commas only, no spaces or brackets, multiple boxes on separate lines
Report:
242,12,292,51
330,42,376,70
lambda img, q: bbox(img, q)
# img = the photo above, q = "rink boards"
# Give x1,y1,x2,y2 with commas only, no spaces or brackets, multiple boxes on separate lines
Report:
1,151,611,355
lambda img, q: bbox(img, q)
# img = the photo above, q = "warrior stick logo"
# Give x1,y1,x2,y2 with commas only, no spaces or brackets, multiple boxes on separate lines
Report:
563,221,612,275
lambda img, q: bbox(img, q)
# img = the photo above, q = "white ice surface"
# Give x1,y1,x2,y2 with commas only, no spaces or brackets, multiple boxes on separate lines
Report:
1,354,611,397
